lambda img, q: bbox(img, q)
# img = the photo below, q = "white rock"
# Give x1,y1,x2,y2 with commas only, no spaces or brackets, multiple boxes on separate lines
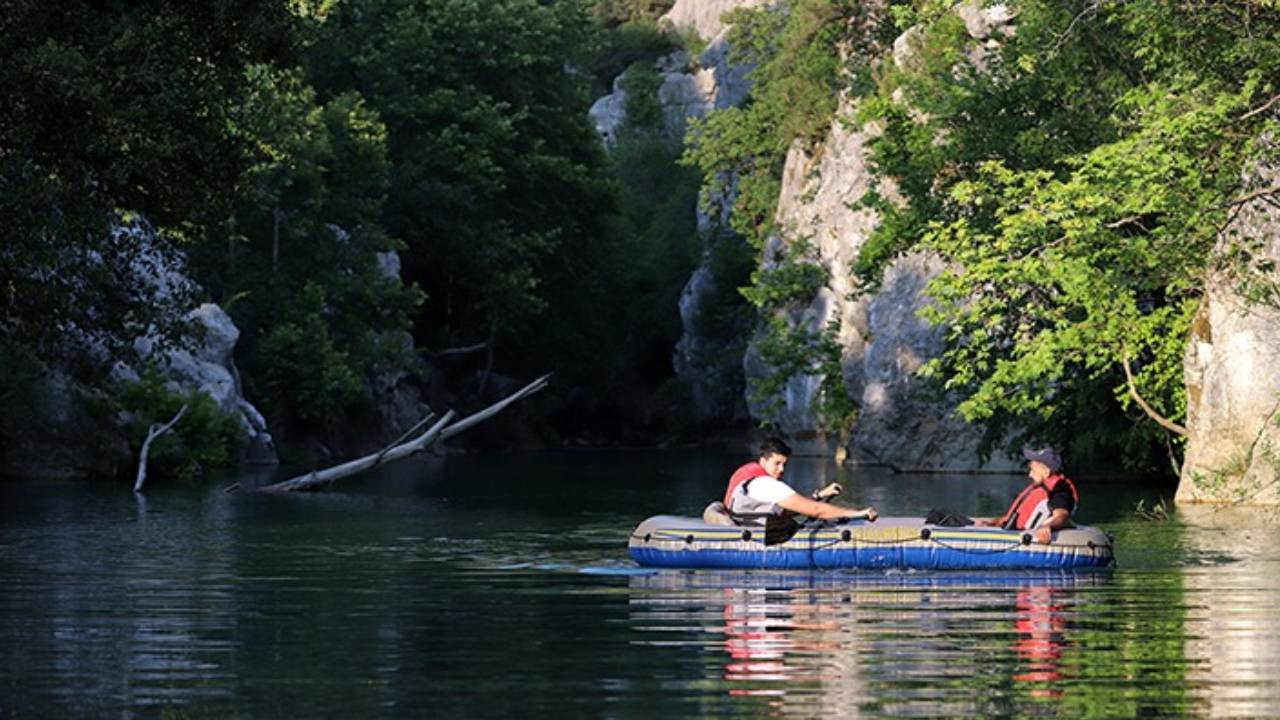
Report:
660,0,769,43
1180,165,1280,504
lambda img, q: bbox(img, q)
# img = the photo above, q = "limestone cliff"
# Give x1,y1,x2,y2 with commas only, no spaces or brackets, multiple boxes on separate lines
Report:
1179,165,1280,504
752,99,1014,470
740,4,1018,469
587,0,767,421
589,0,764,144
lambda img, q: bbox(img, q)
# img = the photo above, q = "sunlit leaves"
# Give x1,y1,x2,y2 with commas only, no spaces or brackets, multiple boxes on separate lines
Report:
860,0,1280,468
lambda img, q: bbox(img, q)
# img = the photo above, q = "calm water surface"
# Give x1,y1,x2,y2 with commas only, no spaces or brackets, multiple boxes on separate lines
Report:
2,450,1278,718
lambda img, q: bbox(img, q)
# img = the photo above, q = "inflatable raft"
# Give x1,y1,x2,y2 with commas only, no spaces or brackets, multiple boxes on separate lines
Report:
628,515,1114,570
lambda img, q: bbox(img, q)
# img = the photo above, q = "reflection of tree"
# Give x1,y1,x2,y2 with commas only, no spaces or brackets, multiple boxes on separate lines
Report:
632,568,1219,716
1055,538,1194,717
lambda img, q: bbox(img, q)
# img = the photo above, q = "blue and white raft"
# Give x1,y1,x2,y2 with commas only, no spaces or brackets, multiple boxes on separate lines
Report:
628,515,1114,570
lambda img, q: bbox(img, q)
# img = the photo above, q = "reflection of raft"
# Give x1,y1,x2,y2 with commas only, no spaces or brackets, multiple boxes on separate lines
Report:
628,515,1115,570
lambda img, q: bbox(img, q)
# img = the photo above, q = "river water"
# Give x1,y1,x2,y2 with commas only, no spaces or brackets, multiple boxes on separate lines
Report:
2,450,1278,718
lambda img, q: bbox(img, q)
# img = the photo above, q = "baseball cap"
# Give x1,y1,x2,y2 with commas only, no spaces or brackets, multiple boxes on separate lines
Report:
1022,446,1062,472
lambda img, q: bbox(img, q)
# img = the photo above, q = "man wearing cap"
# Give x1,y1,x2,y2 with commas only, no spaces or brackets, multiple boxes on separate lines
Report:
976,447,1078,544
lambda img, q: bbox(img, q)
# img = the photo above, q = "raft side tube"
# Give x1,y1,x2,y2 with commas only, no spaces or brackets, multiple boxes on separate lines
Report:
627,515,1114,570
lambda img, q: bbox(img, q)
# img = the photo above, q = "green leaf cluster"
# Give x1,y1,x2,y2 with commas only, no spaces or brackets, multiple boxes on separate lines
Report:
603,122,702,388
189,63,422,435
749,316,857,436
740,239,831,308
305,0,621,389
619,64,668,131
859,0,1280,469
118,369,246,481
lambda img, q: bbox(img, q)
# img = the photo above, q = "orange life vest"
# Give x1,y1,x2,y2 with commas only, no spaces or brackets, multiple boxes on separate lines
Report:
724,462,768,507
999,474,1079,530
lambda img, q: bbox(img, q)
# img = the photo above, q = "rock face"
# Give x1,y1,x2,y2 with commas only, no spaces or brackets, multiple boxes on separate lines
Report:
109,216,276,465
734,4,1018,469
113,215,276,466
587,0,767,146
661,0,766,41
656,0,768,421
3,216,277,478
121,303,277,465
750,102,1015,470
1179,168,1280,504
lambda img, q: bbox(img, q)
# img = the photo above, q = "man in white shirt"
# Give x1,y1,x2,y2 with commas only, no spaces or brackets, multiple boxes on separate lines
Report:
723,437,877,522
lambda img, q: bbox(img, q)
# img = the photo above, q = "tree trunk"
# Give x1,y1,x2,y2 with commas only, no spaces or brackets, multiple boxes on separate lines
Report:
257,374,549,492
134,405,188,493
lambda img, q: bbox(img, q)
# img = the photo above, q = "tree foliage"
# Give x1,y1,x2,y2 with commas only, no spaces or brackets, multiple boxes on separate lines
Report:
191,64,423,433
119,369,246,481
859,0,1280,469
0,1,297,384
305,0,620,389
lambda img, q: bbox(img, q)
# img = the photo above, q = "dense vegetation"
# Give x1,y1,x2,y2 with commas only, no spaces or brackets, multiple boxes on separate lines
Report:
6,0,1279,479
0,0,702,475
857,0,1280,471
683,0,1280,472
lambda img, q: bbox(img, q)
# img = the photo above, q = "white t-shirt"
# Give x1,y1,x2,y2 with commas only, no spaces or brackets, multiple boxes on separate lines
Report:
744,476,798,503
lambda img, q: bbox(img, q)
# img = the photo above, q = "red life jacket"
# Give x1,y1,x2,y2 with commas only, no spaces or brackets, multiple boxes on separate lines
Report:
999,474,1079,530
724,462,769,506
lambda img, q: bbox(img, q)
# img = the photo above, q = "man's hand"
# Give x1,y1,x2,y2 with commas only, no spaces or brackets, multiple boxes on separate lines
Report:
811,482,843,501
863,507,878,522
1033,525,1053,544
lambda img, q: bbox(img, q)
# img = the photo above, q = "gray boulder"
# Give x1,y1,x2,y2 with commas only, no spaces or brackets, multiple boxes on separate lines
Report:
127,303,276,465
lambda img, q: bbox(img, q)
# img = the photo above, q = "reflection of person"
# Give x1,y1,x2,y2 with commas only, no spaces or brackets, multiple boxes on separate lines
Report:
724,437,877,522
1012,586,1065,694
722,588,792,684
721,587,839,690
977,447,1078,544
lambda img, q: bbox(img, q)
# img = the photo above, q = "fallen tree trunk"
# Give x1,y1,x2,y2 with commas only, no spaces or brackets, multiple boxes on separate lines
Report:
257,373,550,493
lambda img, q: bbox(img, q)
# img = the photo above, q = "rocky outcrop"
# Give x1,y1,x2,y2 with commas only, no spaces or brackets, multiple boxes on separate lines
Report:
661,0,766,41
739,2,1019,469
587,81,628,146
1178,167,1280,504
656,0,769,421
587,0,767,145
118,303,276,465
750,100,1015,470
3,216,276,478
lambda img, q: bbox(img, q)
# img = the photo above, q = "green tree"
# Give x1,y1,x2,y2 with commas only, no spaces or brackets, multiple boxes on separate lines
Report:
191,64,422,433
0,1,298,379
858,0,1280,470
305,0,620,390
119,369,246,481
602,63,702,391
